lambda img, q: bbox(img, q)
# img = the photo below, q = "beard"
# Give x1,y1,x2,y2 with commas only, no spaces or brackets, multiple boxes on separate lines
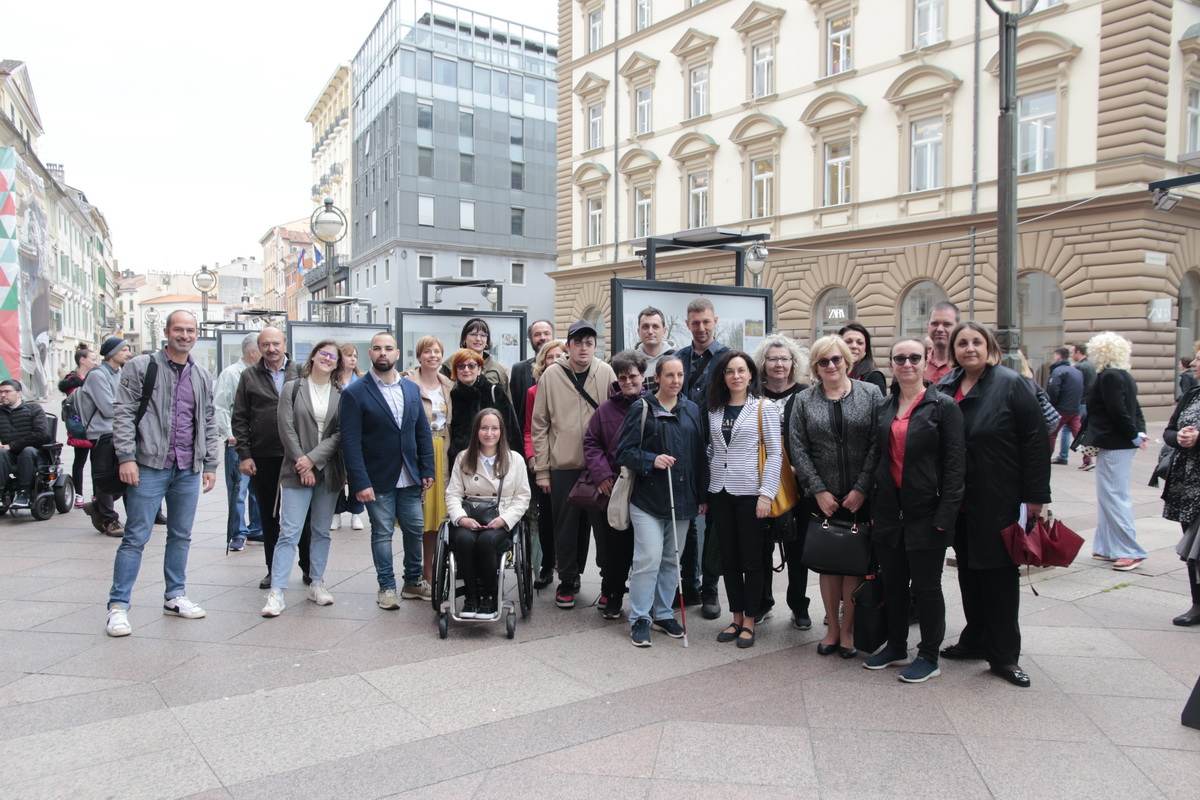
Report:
372,357,394,373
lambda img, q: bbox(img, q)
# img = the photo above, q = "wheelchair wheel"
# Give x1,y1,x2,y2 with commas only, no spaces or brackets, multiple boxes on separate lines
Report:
30,494,56,521
505,612,516,639
515,522,533,619
432,524,450,614
438,612,448,639
54,477,75,514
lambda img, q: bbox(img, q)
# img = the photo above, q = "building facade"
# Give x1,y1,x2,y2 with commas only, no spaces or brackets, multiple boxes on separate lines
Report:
213,256,265,322
554,0,1200,411
306,64,354,307
260,222,313,321
348,0,559,328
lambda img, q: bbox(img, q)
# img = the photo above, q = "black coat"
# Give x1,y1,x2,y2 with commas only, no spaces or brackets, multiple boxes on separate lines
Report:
448,376,522,466
510,357,535,433
0,401,50,453
937,364,1052,569
871,384,966,550
1080,368,1145,451
1046,359,1083,414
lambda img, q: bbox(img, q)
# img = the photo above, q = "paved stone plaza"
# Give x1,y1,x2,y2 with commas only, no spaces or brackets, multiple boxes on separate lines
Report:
0,443,1196,799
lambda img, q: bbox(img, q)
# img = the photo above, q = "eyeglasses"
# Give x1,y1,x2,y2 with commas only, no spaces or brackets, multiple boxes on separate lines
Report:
616,373,643,383
314,351,339,362
456,362,480,371
890,354,924,366
764,356,792,364
816,355,845,368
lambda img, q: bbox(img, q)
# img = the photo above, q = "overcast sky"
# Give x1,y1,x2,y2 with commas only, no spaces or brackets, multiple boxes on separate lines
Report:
1,0,558,274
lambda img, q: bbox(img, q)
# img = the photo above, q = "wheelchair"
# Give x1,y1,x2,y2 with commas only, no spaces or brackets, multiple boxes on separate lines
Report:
0,414,75,521
432,516,533,639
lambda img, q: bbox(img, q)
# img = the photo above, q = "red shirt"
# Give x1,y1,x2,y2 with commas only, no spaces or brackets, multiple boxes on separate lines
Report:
888,394,925,487
925,355,952,385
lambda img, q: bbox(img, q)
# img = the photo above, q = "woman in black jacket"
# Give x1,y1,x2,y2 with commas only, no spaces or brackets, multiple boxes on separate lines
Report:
938,321,1050,687
1162,350,1200,626
448,349,522,467
866,338,965,683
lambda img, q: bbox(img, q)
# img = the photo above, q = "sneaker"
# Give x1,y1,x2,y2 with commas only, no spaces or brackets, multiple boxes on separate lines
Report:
631,618,652,647
479,596,498,616
402,579,432,600
602,594,623,620
652,618,685,638
351,513,364,530
754,607,774,624
898,656,942,683
555,583,575,609
163,596,206,619
1079,462,1095,472
461,596,479,619
74,496,85,509
1050,458,1069,466
1113,558,1145,571
533,567,553,590
104,521,125,538
308,582,333,605
792,613,813,630
106,606,132,637
261,590,285,617
228,536,246,552
330,513,342,531
701,592,721,620
598,593,610,614
864,647,910,670
12,490,30,507
377,589,400,609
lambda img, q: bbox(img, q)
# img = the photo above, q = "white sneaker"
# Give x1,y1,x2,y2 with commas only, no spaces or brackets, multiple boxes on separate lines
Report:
377,588,400,609
262,590,285,617
308,582,334,605
330,513,342,531
106,607,132,637
163,596,206,619
351,513,364,530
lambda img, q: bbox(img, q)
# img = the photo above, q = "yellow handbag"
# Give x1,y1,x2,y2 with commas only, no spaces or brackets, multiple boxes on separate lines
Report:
757,400,798,518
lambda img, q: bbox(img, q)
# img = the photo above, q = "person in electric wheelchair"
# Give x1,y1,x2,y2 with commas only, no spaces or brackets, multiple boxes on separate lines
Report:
444,408,531,618
0,379,67,519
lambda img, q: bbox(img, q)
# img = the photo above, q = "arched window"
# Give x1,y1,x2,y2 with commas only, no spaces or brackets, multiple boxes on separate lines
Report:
1179,270,1200,358
814,287,856,341
582,305,607,359
1017,271,1064,381
899,280,949,340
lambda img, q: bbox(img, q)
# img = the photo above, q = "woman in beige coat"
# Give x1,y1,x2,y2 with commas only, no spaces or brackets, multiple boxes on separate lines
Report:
404,335,454,585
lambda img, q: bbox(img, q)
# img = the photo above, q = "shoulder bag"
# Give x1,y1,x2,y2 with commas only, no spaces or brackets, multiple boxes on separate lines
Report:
568,470,608,511
91,360,159,497
461,473,506,526
756,400,798,518
607,401,649,530
801,511,872,576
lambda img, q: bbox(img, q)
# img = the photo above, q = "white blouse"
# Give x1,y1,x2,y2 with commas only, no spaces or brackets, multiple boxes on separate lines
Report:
309,380,332,439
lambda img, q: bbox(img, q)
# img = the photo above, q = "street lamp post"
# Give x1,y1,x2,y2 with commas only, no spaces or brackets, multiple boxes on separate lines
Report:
192,264,217,324
310,198,347,320
986,0,1033,371
144,307,161,349
745,244,768,289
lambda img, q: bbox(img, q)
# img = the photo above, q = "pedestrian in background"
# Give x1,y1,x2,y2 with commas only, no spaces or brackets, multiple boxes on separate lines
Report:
1161,350,1200,626
331,342,365,531
213,332,262,551
441,318,511,398
840,322,887,394
59,344,98,508
1046,345,1084,466
1071,342,1098,470
77,337,134,537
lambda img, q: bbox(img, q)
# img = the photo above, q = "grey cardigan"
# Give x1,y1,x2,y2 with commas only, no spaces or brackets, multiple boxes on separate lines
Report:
788,380,882,499
277,377,346,490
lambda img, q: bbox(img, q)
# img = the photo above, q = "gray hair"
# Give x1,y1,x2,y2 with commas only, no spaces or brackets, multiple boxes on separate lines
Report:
752,333,808,384
240,332,260,356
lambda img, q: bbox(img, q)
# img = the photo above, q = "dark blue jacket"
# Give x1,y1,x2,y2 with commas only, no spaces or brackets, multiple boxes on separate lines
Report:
677,340,730,408
1046,359,1083,414
339,373,435,495
616,394,708,520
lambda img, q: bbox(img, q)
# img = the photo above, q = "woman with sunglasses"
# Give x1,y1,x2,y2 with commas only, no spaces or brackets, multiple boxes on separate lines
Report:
789,335,882,658
262,339,345,617
448,349,522,470
441,318,510,399
864,339,965,682
839,322,887,394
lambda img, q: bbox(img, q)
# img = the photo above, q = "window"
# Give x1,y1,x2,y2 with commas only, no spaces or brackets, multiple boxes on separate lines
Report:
689,66,709,118
589,10,603,52
588,197,604,245
370,209,377,238
460,200,475,230
459,110,474,137
910,117,943,191
434,57,456,86
635,86,652,134
418,254,434,279
511,162,525,190
460,258,475,278
417,101,433,130
752,43,773,98
634,185,652,238
384,258,390,282
688,171,709,229
751,157,774,218
418,147,433,178
827,14,852,75
509,117,524,145
588,104,604,150
418,194,434,226
511,207,525,236
636,0,652,31
900,280,949,339
511,262,526,285
1025,0,1060,11
913,0,944,49
1017,90,1056,174
460,153,475,183
824,139,852,206
1189,86,1200,153
815,287,856,339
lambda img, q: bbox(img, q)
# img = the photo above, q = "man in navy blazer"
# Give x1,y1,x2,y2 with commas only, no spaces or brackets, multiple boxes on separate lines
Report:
340,332,435,609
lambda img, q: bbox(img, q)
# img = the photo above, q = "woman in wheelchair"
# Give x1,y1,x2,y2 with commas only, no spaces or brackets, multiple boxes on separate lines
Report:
445,409,531,618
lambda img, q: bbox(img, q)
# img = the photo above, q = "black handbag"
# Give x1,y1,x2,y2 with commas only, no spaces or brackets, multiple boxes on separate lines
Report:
801,512,871,575
460,475,505,525
568,470,608,511
90,434,125,498
767,507,797,544
852,572,887,654
1149,444,1175,488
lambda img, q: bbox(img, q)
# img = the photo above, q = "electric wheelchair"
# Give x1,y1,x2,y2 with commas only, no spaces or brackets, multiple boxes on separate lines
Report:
0,414,75,520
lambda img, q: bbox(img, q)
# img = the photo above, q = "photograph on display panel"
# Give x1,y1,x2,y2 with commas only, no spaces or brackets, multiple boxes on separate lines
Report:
610,279,773,354
191,338,218,377
285,322,385,372
394,309,527,373
215,329,250,374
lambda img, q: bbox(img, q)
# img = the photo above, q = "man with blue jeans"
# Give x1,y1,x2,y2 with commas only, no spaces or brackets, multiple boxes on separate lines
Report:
105,310,220,637
340,333,435,608
213,331,262,550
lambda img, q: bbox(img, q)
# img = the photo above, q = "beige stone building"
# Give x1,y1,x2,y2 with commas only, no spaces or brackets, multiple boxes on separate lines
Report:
259,222,313,321
305,64,353,305
553,0,1200,411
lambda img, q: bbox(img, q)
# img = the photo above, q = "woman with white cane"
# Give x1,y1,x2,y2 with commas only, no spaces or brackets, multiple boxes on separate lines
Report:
616,355,708,648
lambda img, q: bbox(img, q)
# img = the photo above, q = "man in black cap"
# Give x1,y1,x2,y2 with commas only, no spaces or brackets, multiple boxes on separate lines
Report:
77,336,133,535
0,379,51,507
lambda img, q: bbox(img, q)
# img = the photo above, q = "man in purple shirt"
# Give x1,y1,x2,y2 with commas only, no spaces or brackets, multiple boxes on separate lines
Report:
105,310,220,637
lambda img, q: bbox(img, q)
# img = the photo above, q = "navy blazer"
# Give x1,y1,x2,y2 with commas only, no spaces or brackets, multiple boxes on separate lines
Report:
340,373,435,495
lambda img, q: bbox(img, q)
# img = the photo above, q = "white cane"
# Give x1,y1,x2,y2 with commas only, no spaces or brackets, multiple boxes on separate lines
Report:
667,463,688,647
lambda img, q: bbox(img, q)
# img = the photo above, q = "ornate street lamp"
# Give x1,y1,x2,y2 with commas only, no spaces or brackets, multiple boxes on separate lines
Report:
745,244,768,289
144,307,161,349
191,264,217,323
310,198,347,287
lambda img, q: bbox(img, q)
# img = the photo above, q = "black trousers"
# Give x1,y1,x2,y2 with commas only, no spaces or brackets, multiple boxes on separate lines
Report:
71,446,89,497
250,456,310,576
451,525,511,597
876,538,947,663
0,446,39,494
711,491,765,618
680,518,721,598
534,472,554,573
548,469,601,584
953,514,1020,667
761,518,812,619
599,516,634,600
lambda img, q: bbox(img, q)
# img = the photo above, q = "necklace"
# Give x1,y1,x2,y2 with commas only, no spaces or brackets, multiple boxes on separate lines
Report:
824,382,851,402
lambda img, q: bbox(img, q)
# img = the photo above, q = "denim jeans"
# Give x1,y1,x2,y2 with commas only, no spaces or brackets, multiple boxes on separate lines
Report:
628,503,687,624
108,465,200,609
225,445,262,541
365,485,425,589
272,482,338,589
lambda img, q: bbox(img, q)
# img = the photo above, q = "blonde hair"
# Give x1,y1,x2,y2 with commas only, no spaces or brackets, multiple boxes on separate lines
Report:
753,333,808,384
1087,331,1132,371
807,335,853,381
533,340,566,379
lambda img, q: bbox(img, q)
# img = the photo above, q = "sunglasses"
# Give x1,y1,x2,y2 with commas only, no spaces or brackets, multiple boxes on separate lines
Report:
816,355,845,368
890,354,924,366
